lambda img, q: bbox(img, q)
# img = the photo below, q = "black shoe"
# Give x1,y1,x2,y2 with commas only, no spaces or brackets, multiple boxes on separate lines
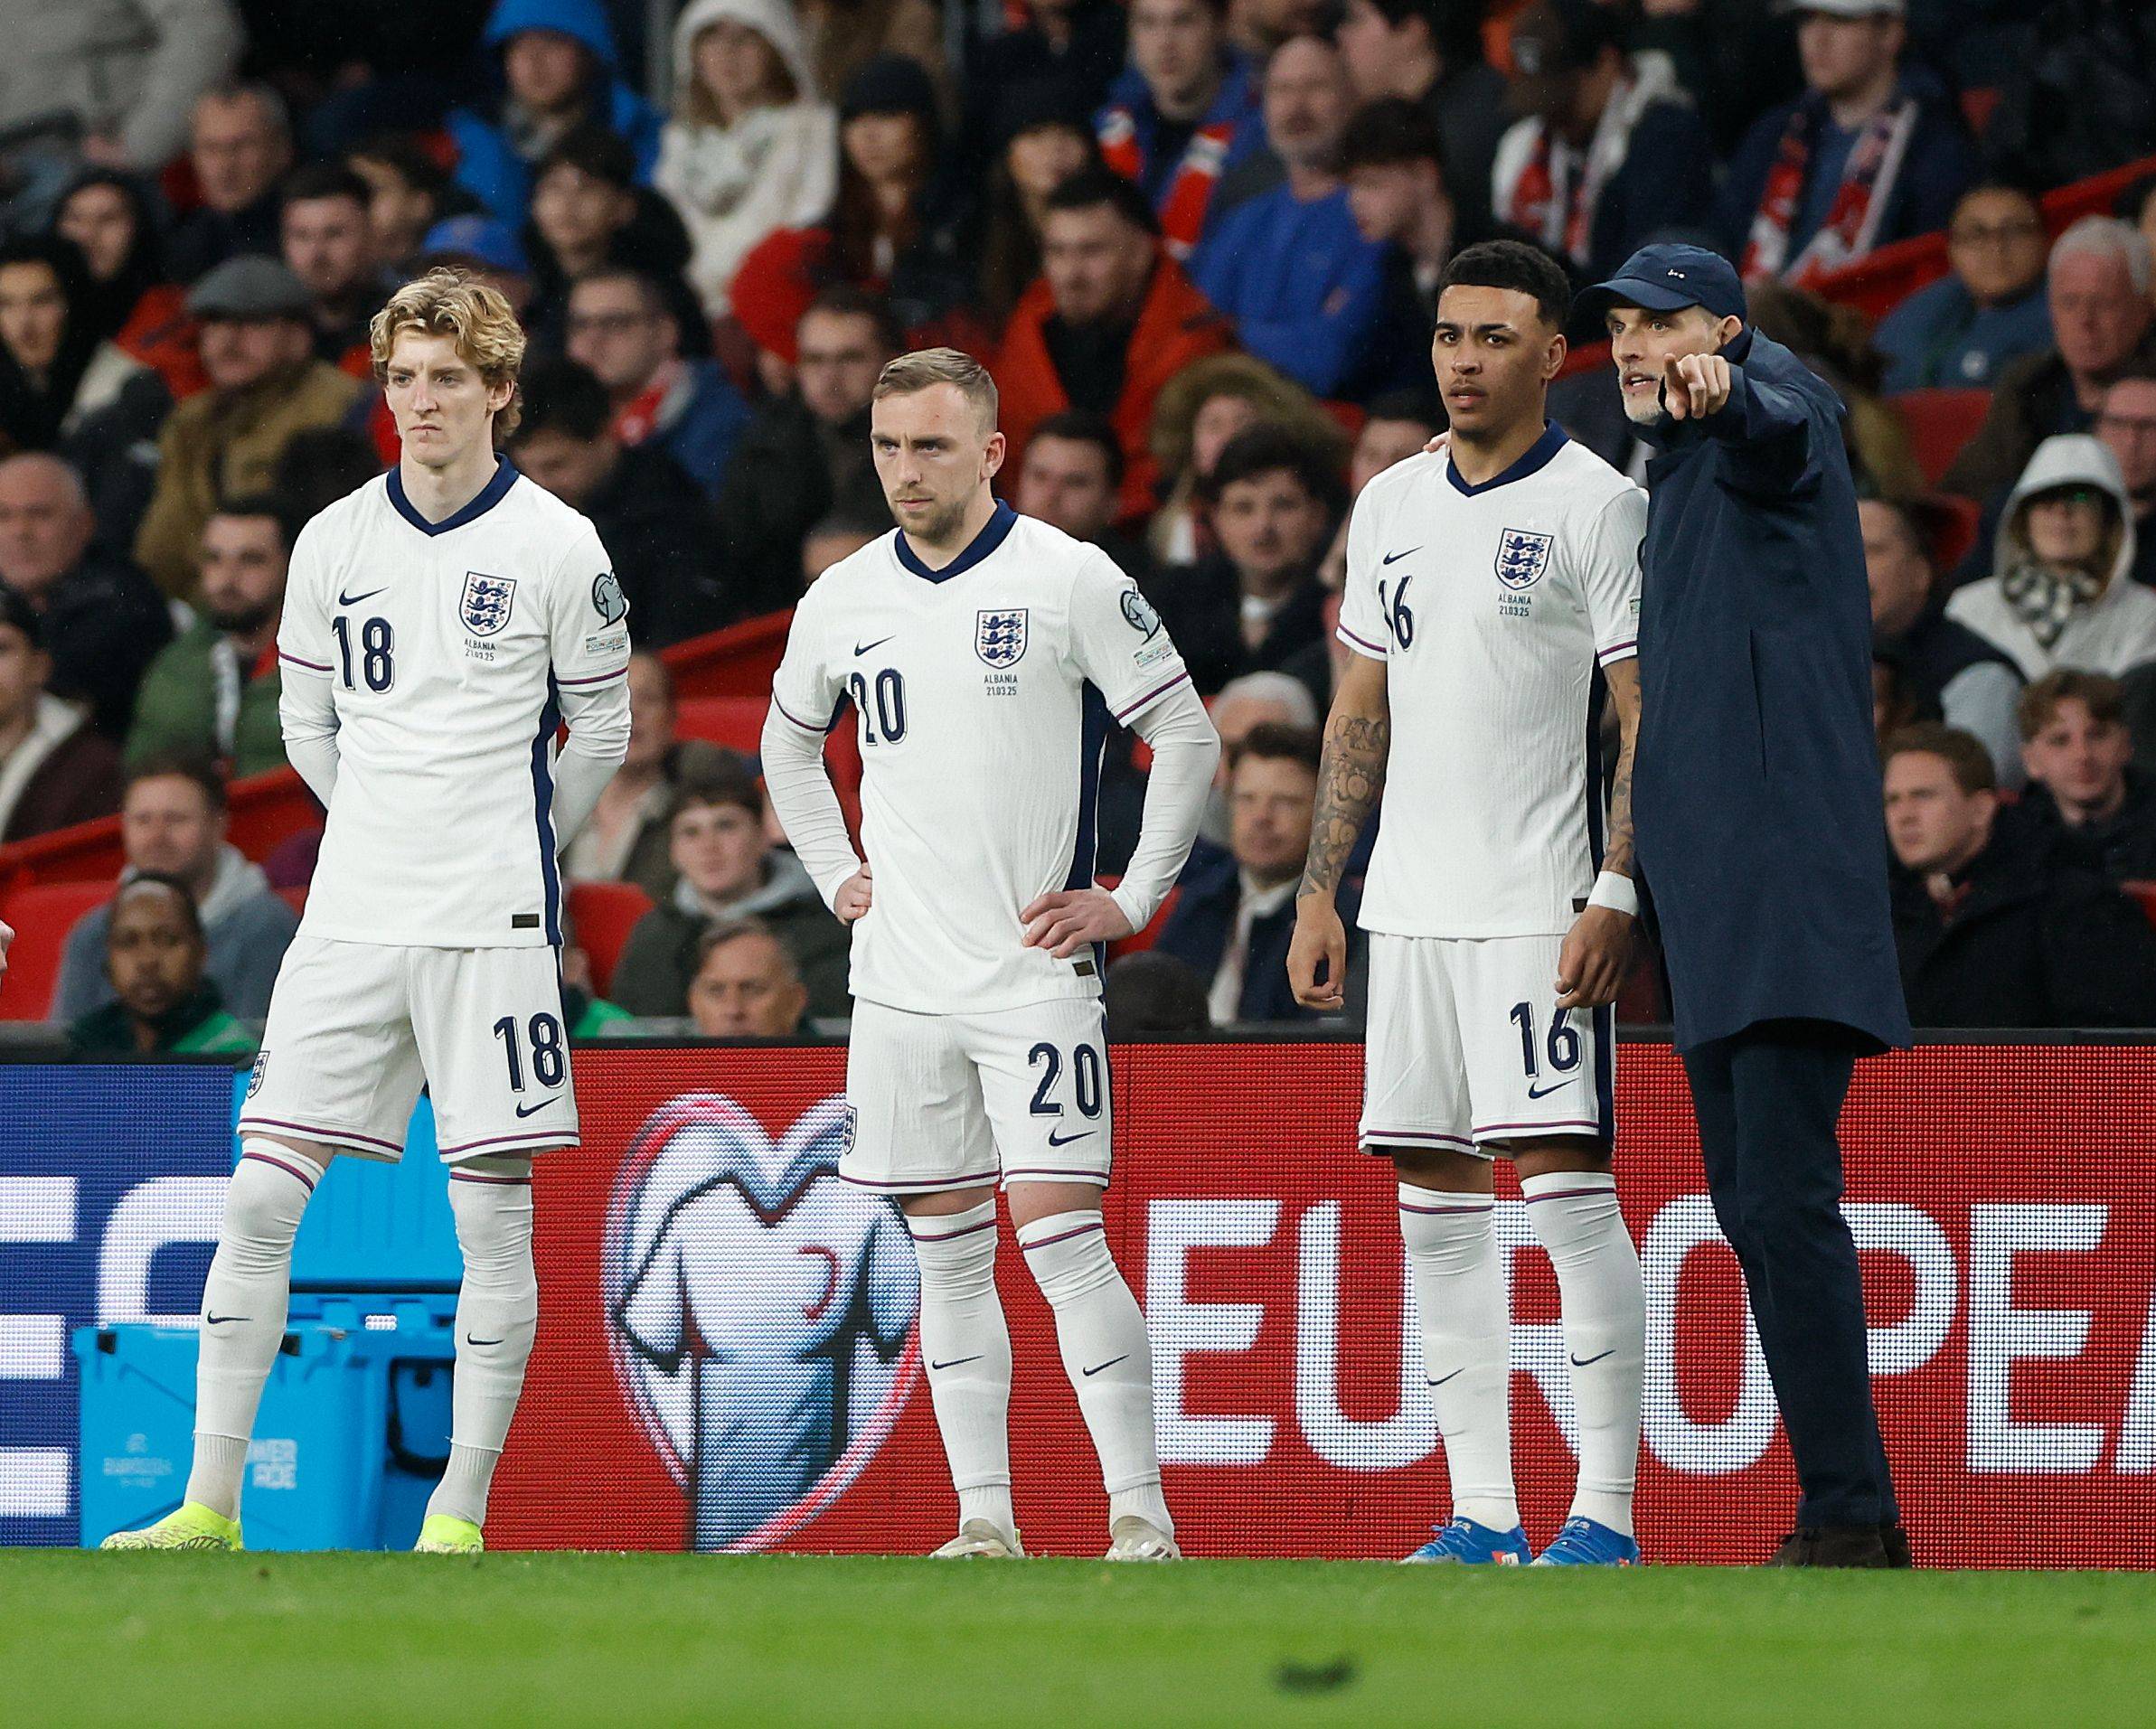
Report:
1880,1524,1913,1569
1766,1525,1892,1567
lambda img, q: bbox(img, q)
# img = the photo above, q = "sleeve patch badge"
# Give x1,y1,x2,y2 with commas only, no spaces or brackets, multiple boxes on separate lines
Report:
1120,588,1162,638
592,570,630,625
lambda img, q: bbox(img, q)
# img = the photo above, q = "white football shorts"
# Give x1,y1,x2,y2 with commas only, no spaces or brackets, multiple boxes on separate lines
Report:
1360,932,1613,1157
238,935,579,1164
843,996,1113,1193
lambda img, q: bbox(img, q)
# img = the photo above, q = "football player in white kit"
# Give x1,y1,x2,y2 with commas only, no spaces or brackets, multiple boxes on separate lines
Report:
760,349,1219,1560
1289,241,1650,1566
103,269,631,1554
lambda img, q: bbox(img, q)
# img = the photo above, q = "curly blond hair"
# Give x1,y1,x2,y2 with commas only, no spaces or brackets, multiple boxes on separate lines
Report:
370,268,527,443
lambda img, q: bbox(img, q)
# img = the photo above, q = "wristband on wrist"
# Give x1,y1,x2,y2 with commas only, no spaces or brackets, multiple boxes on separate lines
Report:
1586,870,1639,917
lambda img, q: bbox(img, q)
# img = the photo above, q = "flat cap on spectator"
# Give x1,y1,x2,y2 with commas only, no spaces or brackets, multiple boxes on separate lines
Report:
185,256,312,322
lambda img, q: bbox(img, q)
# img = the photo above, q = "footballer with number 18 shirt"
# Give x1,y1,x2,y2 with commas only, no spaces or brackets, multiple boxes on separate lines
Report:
101,270,632,1555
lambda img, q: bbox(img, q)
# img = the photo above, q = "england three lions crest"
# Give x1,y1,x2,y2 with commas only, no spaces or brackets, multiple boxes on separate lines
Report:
975,608,1028,667
1494,529,1553,591
460,571,518,636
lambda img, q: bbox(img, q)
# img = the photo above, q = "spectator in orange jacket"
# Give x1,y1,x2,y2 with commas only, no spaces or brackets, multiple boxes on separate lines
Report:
993,165,1233,522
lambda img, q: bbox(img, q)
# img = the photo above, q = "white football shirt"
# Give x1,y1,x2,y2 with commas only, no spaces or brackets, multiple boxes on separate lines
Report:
278,459,632,948
769,503,1192,1015
1337,426,1644,938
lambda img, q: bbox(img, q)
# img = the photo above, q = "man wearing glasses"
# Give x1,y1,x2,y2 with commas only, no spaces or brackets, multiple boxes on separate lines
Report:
2095,371,2156,589
1875,183,2054,393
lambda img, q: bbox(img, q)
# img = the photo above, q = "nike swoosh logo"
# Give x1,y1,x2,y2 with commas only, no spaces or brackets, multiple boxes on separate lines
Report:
466,1335,504,1348
1382,547,1421,565
1526,1077,1577,1100
1046,1127,1094,1147
1081,1355,1128,1377
1570,1349,1615,1368
930,1356,984,1371
513,1098,558,1117
338,587,387,606
1426,1367,1464,1386
854,635,895,656
204,1314,249,1326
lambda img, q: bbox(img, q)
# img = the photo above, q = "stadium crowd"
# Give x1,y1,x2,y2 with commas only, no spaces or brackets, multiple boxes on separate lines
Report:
0,0,2152,1044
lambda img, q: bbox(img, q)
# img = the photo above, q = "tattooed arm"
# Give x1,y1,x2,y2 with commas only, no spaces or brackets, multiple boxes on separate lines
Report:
1555,656,1641,1010
1288,653,1390,1010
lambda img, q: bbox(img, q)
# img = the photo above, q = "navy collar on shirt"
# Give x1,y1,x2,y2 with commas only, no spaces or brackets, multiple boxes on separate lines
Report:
1445,420,1569,496
895,499,1018,582
387,454,520,536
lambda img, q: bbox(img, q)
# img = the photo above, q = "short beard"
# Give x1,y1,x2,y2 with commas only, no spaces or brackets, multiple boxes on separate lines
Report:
908,495,972,547
206,601,277,637
1620,390,1667,427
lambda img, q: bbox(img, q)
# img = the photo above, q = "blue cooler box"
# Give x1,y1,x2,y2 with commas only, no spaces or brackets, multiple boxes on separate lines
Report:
75,1292,457,1550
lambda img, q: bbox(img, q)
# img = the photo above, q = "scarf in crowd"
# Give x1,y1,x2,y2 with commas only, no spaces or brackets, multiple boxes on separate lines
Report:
2000,560,2104,650
1495,56,1681,268
1097,109,1235,262
1739,91,1919,283
614,359,689,446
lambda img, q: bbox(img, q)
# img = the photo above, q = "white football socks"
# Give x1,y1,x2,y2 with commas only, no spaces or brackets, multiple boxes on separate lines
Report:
907,1201,1016,1539
188,1142,327,1519
1017,1210,1171,1536
1523,1170,1644,1537
426,1163,538,1528
1398,1183,1518,1533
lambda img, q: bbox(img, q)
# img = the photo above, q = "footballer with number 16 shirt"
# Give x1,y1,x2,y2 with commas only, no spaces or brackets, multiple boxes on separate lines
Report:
101,270,632,1555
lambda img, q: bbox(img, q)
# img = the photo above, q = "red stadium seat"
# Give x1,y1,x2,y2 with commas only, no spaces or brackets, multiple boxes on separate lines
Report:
0,879,113,1020
277,886,308,918
2125,882,2156,935
1103,879,1182,962
673,696,770,755
1886,390,1994,486
567,880,654,996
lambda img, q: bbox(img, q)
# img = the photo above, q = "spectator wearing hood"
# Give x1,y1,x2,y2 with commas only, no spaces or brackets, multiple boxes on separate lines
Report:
447,0,664,229
1947,435,2156,682
1097,0,1265,262
52,756,298,1023
994,167,1235,524
0,587,122,844
1721,0,1975,285
132,258,364,599
52,171,203,400
1874,182,2055,395
729,55,984,372
610,765,851,1020
167,82,295,286
654,0,838,324
1944,217,2156,507
1488,0,1717,285
1191,36,1389,401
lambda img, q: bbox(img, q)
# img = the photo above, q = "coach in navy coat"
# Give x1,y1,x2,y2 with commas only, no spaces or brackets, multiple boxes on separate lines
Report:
1581,244,1913,1568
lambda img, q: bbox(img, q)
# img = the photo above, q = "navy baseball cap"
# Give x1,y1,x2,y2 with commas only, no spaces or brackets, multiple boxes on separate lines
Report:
1578,243,1746,324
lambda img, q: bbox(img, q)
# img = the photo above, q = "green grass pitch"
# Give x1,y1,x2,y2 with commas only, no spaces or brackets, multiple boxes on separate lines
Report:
5,1555,2151,1726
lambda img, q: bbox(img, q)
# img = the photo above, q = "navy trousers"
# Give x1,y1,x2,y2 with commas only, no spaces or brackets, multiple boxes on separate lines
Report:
1681,1020,1899,1528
